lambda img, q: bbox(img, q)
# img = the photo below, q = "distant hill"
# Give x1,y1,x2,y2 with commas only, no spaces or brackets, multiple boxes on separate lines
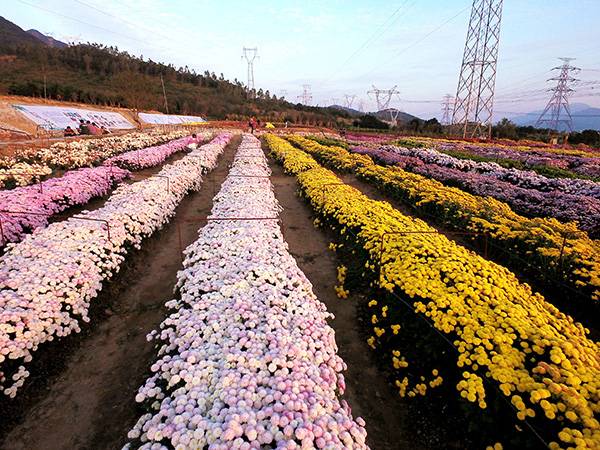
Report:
328,105,421,124
0,16,350,125
373,108,420,124
329,104,363,117
26,29,68,48
0,16,43,48
510,103,600,131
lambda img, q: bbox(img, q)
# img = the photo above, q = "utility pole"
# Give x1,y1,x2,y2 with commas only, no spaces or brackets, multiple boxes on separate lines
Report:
452,0,504,138
357,99,365,112
241,47,259,96
297,85,313,105
344,94,357,108
536,58,580,132
367,85,399,123
441,94,455,125
160,74,169,114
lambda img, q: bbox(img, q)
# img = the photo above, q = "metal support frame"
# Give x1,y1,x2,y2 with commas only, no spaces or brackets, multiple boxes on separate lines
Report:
535,58,580,133
452,0,504,139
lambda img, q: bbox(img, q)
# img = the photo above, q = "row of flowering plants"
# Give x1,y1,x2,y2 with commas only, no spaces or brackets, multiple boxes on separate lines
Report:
104,133,210,170
0,133,211,248
0,166,130,247
379,144,600,199
125,135,369,449
0,129,192,189
435,141,600,179
287,136,600,307
265,134,600,450
0,133,232,398
349,145,600,236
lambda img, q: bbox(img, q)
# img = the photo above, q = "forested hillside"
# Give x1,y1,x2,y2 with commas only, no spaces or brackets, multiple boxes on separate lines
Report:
0,16,348,125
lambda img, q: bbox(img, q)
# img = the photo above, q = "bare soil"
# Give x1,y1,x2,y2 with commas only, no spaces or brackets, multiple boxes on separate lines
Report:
0,136,241,450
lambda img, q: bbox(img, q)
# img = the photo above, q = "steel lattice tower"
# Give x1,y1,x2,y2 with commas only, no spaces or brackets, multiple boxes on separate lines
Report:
536,58,580,132
441,94,454,126
241,47,258,94
367,85,399,123
452,0,503,138
297,85,313,105
344,94,357,108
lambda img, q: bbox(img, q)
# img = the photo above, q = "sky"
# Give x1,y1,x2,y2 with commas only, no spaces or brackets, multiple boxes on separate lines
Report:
4,0,600,120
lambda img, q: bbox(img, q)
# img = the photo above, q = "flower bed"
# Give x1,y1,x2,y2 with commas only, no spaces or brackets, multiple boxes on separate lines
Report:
0,161,53,189
350,145,600,236
379,144,600,199
287,136,600,306
0,166,130,247
104,133,210,170
266,134,600,450
0,133,232,398
0,129,194,189
125,134,368,449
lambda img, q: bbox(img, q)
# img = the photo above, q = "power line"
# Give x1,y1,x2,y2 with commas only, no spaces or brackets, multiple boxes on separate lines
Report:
16,0,165,48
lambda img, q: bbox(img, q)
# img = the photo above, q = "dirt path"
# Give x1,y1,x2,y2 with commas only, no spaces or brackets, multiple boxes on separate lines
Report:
0,135,241,450
268,158,425,450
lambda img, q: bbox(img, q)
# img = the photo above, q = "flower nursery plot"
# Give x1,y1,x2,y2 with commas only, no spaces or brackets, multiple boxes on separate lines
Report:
0,133,232,398
125,134,369,449
285,135,600,312
265,134,600,450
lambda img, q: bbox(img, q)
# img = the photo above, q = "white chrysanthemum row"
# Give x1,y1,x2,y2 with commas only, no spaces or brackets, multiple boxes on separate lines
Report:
125,134,368,450
0,133,233,398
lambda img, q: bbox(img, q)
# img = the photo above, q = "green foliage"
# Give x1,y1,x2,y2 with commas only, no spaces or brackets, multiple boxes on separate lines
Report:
306,135,349,148
0,41,350,124
352,114,389,130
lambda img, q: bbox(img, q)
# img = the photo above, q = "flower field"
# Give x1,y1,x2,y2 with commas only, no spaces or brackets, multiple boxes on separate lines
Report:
285,136,600,308
0,133,231,398
265,134,600,450
349,145,600,236
125,135,369,449
0,128,194,189
0,133,210,248
0,128,598,450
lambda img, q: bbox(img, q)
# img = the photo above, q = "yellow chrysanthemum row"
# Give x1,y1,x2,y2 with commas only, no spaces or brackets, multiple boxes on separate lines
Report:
286,135,600,304
264,134,600,450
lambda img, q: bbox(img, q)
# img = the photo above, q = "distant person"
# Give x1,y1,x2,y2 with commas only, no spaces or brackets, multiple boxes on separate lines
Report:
64,126,77,137
249,118,256,134
88,122,102,135
79,119,90,135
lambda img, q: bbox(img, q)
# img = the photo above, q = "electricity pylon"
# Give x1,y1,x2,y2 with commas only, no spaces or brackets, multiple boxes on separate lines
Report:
344,94,357,108
536,58,580,132
297,85,313,105
367,85,399,123
441,94,455,125
452,0,504,138
241,47,258,94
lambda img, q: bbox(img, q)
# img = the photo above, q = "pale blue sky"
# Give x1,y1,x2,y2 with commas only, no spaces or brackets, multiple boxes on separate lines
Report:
4,0,600,119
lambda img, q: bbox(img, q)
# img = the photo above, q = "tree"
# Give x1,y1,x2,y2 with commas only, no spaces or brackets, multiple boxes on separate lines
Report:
493,118,518,140
353,114,389,130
